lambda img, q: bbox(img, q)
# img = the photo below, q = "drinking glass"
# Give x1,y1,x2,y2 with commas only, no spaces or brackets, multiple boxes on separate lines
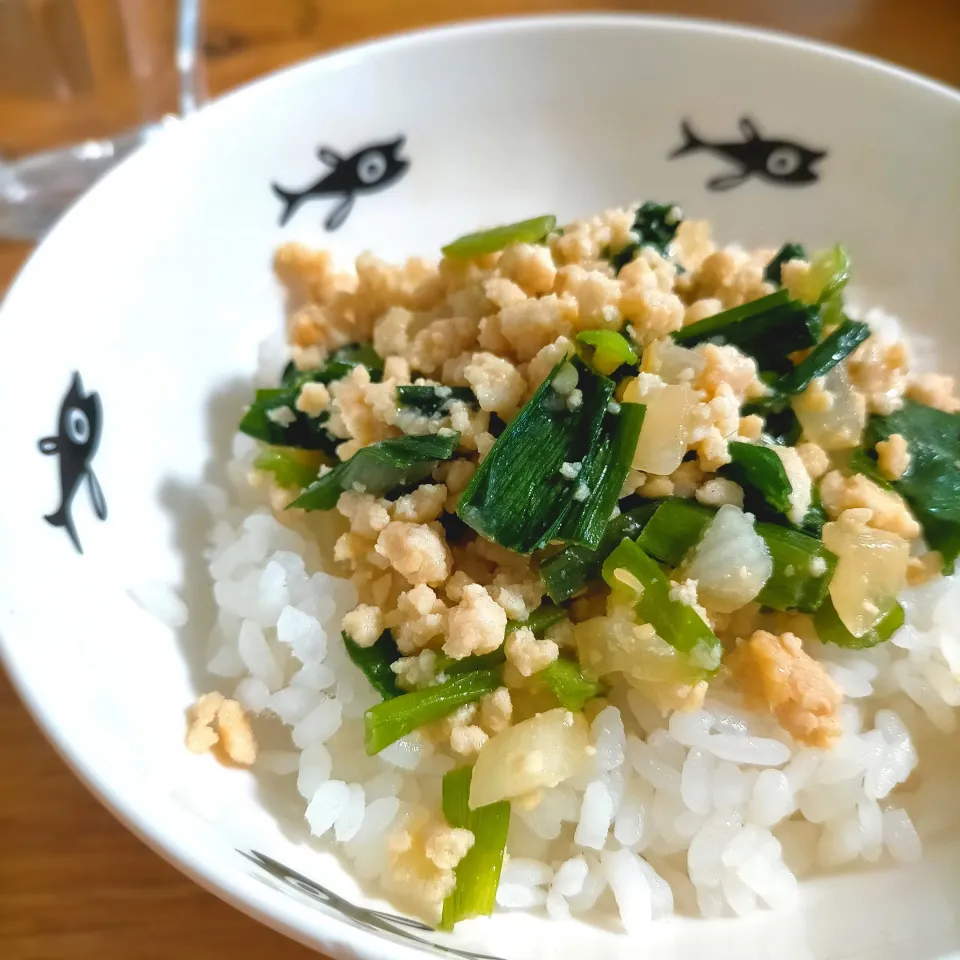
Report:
0,0,203,239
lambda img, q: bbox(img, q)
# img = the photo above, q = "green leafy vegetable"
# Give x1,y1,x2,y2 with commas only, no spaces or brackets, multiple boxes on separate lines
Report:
814,598,905,650
602,539,722,673
396,385,477,417
253,447,323,489
672,289,789,343
723,441,794,518
756,524,836,612
435,649,506,679
636,500,714,566
439,766,510,930
862,399,960,567
457,359,614,554
577,330,638,376
239,388,338,452
637,499,836,612
610,201,682,271
540,503,658,603
764,242,807,284
738,319,869,441
803,245,851,328
281,344,384,387
539,658,604,711
442,215,556,258
778,319,871,395
799,486,828,538
240,345,383,451
364,670,502,754
556,402,646,550
343,631,402,699
672,289,821,374
290,432,460,512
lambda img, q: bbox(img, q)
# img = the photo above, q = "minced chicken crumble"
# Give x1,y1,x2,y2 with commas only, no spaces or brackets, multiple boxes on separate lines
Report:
188,202,960,924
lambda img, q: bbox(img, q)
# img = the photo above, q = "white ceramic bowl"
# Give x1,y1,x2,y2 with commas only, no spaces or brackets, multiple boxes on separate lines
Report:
2,14,959,960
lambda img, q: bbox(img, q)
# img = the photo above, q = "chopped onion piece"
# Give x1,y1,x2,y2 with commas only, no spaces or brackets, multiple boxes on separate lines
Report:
641,338,704,385
469,708,591,809
822,514,909,637
575,616,701,686
624,376,695,475
681,505,773,613
792,365,866,451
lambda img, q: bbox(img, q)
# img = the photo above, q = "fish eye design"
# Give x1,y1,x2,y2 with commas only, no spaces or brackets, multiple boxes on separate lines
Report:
66,407,90,445
766,147,803,177
271,136,410,230
357,151,388,185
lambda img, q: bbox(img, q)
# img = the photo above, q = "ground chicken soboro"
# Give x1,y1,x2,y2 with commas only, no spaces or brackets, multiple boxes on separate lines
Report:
265,212,937,750
212,204,957,919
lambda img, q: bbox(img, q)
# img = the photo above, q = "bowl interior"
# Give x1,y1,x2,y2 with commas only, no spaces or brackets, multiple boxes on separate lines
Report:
1,15,960,960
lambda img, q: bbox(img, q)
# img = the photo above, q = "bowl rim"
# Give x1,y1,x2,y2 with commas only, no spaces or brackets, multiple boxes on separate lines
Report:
1,12,959,960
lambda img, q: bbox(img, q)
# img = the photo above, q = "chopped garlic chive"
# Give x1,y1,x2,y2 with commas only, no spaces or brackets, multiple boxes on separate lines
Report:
538,658,604,712
442,214,556,258
602,539,722,672
364,670,501,755
439,766,510,930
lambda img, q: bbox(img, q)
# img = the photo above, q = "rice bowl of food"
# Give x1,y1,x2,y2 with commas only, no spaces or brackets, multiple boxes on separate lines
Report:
1,14,959,960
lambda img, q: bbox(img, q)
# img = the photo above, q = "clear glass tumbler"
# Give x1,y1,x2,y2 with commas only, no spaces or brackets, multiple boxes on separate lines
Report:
0,0,203,239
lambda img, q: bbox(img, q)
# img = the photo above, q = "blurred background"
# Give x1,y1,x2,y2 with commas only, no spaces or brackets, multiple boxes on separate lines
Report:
1,1,958,957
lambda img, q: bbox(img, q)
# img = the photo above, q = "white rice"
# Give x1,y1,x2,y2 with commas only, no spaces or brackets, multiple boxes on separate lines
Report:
195,401,960,931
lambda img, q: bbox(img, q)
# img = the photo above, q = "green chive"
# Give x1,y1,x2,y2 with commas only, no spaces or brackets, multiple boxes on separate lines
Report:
343,630,402,700
609,201,682,271
457,358,614,554
803,245,851,327
539,658,604,711
556,402,646,550
577,329,639,375
778,319,871,395
290,432,460,512
862,399,960,568
439,766,510,930
253,447,322,489
602,539,722,673
396,385,477,417
764,242,807,285
442,215,556,258
723,441,794,518
540,503,658,603
363,670,501,755
240,345,384,452
814,598,904,650
671,289,821,374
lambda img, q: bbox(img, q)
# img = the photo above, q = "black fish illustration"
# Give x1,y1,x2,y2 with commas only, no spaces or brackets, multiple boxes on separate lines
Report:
38,372,106,554
670,117,826,191
272,136,410,230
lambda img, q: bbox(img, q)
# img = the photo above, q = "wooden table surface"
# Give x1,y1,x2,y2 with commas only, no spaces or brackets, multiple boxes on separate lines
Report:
2,2,959,958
